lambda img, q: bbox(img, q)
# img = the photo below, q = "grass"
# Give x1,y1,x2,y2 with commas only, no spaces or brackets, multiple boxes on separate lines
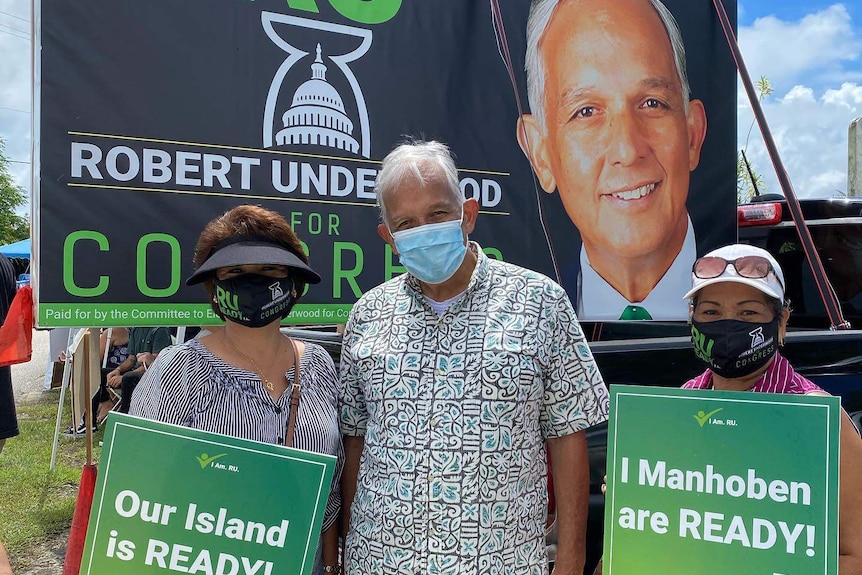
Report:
0,389,102,571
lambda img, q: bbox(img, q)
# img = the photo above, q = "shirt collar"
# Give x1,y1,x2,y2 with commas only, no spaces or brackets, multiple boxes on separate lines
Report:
578,218,696,320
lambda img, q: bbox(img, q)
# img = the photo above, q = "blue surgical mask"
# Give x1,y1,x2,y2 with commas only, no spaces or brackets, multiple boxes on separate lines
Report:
391,213,467,284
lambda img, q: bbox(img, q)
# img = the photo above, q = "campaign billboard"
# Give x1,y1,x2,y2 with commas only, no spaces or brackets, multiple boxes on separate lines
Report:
35,0,736,327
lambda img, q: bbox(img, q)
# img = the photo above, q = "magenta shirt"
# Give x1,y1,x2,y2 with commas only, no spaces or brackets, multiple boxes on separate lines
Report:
683,353,824,394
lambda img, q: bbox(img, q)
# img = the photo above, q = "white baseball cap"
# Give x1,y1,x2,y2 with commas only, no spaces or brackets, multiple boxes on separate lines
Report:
683,244,785,301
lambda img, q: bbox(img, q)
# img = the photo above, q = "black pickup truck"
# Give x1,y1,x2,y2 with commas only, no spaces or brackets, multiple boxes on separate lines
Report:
578,196,862,572
289,196,862,575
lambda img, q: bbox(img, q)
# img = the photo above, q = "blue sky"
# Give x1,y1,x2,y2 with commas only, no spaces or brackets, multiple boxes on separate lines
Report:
742,0,850,21
736,1,862,197
2,1,862,203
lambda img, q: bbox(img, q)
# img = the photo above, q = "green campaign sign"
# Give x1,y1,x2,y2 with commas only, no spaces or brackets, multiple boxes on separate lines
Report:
604,385,840,575
81,413,336,575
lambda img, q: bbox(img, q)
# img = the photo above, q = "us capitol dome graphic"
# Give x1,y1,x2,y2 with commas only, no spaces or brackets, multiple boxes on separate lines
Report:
275,43,360,154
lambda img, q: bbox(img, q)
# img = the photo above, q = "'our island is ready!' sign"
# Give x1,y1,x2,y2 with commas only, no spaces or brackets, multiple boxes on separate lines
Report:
604,386,840,575
81,414,335,575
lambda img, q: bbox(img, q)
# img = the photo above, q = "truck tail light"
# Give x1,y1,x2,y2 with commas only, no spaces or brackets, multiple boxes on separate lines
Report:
738,202,782,227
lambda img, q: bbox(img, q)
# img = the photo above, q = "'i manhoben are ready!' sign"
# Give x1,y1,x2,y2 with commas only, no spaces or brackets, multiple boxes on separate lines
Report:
604,386,840,575
81,413,336,575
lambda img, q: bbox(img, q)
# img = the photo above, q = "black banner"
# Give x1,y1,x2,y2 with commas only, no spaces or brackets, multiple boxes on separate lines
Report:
36,0,736,326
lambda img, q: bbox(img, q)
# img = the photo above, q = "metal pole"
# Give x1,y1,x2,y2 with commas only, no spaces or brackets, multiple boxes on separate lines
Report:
712,0,850,329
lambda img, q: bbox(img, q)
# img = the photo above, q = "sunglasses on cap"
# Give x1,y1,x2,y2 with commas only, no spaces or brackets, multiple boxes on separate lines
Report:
693,255,784,288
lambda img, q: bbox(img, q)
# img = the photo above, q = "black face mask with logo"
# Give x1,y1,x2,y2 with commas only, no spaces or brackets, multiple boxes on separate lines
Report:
213,275,297,328
690,317,781,379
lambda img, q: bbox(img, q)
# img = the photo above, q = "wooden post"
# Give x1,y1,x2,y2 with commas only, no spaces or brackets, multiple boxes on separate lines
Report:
70,328,101,461
71,333,87,428
85,328,100,464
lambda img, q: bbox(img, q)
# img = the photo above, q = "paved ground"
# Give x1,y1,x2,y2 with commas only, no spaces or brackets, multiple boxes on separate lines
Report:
12,328,52,404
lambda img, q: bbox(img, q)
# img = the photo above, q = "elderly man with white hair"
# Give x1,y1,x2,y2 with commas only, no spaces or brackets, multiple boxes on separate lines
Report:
518,0,708,322
339,139,609,574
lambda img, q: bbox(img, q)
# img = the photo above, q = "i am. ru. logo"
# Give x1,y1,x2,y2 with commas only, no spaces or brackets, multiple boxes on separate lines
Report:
692,408,737,428
196,452,240,473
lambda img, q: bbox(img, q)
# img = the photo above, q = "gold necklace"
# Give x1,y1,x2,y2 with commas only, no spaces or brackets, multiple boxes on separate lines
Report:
224,333,280,392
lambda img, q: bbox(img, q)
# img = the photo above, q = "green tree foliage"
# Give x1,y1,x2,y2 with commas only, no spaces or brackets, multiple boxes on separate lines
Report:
737,76,774,204
0,138,29,245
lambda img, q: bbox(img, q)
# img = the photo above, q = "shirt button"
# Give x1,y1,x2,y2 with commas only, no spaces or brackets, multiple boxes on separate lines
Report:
275,406,282,414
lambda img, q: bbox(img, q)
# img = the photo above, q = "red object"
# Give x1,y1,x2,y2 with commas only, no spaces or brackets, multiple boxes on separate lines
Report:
0,285,33,367
63,463,98,575
737,202,783,227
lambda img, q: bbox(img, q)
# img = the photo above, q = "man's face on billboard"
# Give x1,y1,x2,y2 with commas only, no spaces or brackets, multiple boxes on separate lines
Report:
521,0,706,261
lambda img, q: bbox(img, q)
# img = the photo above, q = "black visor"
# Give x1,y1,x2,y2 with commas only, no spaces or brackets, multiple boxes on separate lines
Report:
185,237,321,286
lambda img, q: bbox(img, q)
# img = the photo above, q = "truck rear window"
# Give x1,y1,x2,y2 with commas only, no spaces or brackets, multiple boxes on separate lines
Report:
762,223,862,329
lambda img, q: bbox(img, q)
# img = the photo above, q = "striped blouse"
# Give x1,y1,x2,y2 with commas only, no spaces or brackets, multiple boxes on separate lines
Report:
683,353,824,395
129,337,343,531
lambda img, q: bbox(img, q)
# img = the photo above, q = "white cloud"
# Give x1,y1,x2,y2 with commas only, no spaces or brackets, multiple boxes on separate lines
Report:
823,82,862,107
739,5,861,94
738,82,862,198
737,4,862,199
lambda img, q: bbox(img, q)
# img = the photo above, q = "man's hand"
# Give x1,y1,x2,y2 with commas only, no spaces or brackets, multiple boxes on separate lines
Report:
106,369,122,388
136,352,155,367
551,564,579,575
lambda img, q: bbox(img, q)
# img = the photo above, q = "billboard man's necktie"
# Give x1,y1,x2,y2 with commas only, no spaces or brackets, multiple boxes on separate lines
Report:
619,305,652,320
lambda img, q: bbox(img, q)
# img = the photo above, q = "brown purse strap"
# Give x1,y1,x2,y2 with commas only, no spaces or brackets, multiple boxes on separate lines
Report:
284,338,302,448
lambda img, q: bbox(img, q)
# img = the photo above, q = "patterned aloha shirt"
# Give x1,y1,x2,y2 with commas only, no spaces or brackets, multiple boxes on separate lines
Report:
339,243,609,575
